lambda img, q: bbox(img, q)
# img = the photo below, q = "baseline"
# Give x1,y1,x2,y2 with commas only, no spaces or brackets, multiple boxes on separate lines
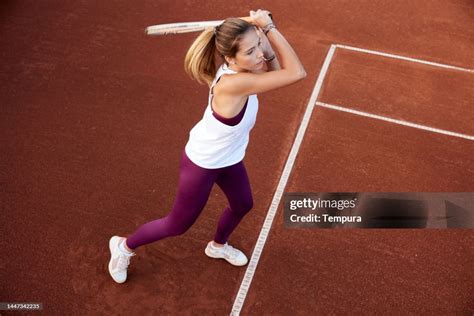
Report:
336,44,474,73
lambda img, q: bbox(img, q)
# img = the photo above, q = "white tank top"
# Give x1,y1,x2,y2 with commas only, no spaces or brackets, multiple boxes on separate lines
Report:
185,63,259,169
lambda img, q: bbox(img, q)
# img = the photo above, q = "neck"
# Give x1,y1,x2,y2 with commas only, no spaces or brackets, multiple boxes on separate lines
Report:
227,63,250,73
227,63,240,72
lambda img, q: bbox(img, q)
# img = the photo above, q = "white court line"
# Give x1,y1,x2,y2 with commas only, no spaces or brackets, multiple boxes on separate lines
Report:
231,44,473,315
316,101,474,141
230,44,338,315
336,44,474,73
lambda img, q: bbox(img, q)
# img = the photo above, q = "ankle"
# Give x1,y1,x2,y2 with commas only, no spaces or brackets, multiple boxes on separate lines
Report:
120,239,134,254
212,241,224,248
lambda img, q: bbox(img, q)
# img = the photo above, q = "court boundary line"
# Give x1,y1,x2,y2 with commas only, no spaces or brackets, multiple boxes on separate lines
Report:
336,44,474,73
231,44,473,315
316,101,474,140
230,44,338,315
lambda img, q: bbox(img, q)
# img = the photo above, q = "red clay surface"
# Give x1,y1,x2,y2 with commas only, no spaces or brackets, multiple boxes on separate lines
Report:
1,0,473,314
241,112,474,314
320,49,474,135
289,109,474,192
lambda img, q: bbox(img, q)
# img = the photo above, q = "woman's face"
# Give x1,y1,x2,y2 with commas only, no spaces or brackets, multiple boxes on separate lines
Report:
226,29,265,72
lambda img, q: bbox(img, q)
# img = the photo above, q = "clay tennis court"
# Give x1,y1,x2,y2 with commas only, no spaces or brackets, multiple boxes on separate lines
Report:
1,0,473,314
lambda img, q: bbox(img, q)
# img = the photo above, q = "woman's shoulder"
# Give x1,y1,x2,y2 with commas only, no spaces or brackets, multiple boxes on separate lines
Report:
216,65,245,88
214,64,263,96
216,71,259,98
213,73,231,96
214,73,246,97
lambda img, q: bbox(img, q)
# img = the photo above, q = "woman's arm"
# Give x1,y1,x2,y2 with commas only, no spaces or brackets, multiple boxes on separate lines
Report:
226,10,306,95
258,27,281,71
265,55,281,71
258,12,305,78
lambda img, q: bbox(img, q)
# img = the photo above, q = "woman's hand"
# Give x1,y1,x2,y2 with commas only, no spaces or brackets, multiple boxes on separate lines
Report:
249,9,273,28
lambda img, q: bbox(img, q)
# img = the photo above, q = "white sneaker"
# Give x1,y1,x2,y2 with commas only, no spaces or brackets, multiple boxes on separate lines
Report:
108,236,135,283
205,241,248,266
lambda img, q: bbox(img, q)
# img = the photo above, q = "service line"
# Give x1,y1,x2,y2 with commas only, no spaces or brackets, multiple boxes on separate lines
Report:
316,101,474,141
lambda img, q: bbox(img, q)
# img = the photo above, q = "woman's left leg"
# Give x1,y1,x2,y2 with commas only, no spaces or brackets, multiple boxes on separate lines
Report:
213,161,254,244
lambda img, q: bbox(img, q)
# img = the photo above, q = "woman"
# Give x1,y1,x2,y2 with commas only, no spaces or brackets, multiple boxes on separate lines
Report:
108,9,306,284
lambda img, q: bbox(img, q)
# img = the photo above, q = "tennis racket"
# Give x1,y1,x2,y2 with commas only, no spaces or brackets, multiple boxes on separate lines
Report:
145,20,228,35
145,13,273,36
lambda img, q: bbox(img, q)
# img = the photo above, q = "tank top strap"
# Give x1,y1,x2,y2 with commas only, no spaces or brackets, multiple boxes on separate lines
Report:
210,63,237,95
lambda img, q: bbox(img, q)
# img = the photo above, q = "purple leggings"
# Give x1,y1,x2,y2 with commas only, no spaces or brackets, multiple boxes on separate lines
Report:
126,150,253,250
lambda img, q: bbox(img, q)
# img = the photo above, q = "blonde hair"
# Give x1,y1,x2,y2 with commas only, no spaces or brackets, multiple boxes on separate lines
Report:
184,18,254,87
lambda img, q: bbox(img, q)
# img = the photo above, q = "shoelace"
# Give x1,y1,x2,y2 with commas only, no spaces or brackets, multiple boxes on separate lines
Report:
117,252,134,270
223,244,240,258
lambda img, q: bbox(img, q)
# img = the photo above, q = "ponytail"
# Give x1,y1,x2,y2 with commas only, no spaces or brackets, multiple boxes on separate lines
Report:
184,28,218,87
184,18,254,87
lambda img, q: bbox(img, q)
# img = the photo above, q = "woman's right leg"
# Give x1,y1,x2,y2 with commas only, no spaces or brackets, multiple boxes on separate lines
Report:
125,151,219,250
